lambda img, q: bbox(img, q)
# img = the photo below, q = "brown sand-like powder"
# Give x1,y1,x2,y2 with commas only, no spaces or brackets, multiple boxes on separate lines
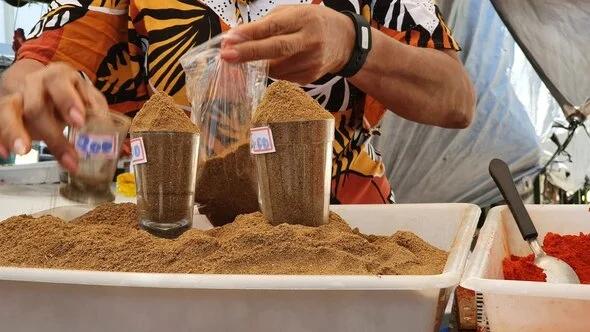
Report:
0,203,448,275
252,80,333,125
130,91,199,133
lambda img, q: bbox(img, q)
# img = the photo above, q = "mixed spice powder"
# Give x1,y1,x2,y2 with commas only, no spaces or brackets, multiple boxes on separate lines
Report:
130,91,199,134
252,80,333,124
0,203,448,276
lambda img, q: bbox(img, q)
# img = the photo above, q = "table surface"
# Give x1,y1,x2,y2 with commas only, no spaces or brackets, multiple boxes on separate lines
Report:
0,183,134,220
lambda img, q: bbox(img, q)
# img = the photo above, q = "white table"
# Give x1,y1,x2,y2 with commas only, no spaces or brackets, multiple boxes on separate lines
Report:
0,184,134,220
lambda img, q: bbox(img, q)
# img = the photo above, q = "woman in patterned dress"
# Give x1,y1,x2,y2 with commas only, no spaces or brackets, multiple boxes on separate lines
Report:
0,0,475,204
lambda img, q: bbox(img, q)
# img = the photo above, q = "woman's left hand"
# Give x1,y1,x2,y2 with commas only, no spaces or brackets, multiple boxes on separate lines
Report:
221,5,355,85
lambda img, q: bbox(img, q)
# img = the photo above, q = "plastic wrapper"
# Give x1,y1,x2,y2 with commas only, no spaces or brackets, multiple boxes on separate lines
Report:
180,33,268,226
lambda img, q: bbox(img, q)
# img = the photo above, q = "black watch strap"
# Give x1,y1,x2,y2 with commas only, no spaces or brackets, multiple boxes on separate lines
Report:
335,11,372,78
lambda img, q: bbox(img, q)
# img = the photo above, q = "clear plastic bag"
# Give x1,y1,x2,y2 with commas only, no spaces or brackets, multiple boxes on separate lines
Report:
180,33,268,226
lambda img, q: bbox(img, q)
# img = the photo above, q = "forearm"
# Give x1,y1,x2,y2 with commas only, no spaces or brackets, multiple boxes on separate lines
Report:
349,29,476,128
0,59,45,96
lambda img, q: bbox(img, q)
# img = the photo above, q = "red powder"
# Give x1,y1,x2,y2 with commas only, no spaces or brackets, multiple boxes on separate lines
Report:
503,254,546,282
544,232,590,283
502,232,590,284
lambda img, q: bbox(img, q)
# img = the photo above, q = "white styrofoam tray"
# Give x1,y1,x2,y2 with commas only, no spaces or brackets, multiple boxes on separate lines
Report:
0,203,479,332
0,160,60,184
461,205,590,332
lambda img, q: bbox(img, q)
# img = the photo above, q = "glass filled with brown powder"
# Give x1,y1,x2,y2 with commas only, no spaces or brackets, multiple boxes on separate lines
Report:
252,81,335,227
61,112,131,204
130,92,199,238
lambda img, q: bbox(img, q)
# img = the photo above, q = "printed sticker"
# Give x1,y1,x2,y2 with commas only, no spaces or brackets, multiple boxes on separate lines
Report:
250,126,276,154
74,131,118,159
130,137,147,165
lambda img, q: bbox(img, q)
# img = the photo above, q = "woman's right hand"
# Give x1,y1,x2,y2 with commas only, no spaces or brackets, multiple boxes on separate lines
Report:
0,62,108,172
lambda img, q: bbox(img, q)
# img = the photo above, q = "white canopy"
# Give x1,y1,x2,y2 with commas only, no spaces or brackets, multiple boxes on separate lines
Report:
376,0,565,205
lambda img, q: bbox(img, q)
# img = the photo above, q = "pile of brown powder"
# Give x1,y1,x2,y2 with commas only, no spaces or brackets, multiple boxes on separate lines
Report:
0,203,448,275
130,91,199,133
252,80,333,125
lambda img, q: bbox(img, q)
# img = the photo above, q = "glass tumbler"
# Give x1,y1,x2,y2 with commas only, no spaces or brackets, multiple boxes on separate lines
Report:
60,112,130,204
253,118,335,226
131,131,199,238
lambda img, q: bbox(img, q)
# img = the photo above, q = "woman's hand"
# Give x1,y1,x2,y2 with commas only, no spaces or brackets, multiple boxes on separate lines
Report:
0,61,108,172
222,5,475,128
221,5,355,85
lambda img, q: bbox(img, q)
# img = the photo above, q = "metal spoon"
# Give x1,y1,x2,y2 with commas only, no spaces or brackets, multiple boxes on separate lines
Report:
489,158,580,284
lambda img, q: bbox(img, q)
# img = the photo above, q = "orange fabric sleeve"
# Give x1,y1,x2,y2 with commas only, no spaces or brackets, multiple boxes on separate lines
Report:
17,7,128,83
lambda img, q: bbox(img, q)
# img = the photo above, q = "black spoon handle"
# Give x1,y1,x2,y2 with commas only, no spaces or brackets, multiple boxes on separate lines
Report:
489,158,538,241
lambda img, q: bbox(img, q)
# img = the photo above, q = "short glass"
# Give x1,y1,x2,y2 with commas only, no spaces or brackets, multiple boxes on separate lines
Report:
131,131,199,238
60,112,130,204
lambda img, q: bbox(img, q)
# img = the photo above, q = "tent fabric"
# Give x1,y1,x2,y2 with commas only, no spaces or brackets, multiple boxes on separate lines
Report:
490,0,590,194
375,0,561,206
491,0,590,110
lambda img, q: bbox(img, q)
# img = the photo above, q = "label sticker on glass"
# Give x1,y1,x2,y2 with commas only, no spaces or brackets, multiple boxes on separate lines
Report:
74,131,118,159
130,137,147,165
250,126,276,154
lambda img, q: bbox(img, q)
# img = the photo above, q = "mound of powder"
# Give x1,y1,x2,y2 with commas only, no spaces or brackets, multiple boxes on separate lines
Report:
503,232,590,284
0,203,448,275
252,80,333,124
130,91,199,133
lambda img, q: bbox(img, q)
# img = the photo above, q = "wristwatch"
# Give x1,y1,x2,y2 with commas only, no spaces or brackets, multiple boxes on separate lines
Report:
335,11,372,78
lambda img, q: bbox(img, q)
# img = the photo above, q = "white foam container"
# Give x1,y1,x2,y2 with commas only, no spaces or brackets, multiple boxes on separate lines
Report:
0,160,60,184
461,205,590,332
0,203,479,332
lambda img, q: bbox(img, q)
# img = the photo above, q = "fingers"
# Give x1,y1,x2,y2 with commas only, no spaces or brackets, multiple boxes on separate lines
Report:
44,67,87,128
222,34,304,63
0,93,31,156
223,6,305,62
85,82,109,116
27,113,78,173
1,62,103,172
229,6,300,42
268,51,325,84
20,64,81,172
21,71,58,125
